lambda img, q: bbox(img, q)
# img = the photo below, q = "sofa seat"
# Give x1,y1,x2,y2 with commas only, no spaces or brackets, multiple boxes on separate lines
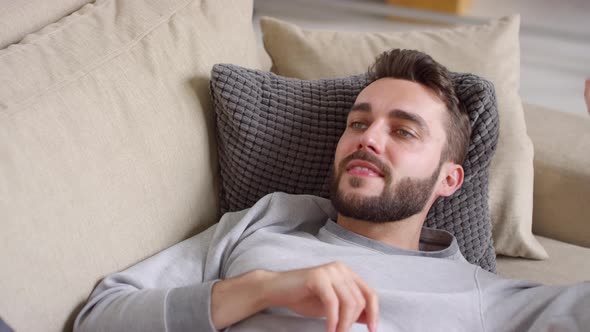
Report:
497,236,590,285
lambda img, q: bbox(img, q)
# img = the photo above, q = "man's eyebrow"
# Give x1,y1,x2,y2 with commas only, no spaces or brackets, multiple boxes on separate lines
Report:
388,109,429,135
350,102,372,112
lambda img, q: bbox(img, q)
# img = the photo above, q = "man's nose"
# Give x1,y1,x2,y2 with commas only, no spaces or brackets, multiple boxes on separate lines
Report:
357,122,385,155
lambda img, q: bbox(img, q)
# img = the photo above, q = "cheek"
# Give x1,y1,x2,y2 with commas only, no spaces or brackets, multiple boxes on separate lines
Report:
385,144,438,175
334,135,355,160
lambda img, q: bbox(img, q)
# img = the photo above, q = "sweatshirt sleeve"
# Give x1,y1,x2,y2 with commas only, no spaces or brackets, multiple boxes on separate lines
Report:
74,206,252,332
476,268,590,331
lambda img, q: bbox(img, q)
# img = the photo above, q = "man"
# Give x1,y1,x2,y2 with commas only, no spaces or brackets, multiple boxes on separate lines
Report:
75,50,589,332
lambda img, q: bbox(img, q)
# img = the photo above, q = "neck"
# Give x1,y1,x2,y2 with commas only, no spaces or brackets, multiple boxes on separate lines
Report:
336,212,426,251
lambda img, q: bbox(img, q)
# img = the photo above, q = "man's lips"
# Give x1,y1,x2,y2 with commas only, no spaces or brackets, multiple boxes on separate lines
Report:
346,160,384,177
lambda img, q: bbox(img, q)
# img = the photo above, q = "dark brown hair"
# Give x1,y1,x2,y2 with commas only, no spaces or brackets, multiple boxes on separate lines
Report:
367,49,471,165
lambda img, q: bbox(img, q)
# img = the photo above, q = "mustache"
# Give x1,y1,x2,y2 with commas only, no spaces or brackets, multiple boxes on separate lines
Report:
338,150,391,178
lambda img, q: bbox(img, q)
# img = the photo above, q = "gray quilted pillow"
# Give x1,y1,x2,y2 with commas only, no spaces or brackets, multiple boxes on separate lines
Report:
210,64,499,272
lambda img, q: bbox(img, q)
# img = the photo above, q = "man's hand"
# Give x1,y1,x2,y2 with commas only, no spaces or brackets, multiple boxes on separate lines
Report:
211,262,379,332
265,261,379,332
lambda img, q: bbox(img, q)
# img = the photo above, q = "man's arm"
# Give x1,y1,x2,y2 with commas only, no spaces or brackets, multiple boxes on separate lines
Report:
75,193,378,332
76,237,379,332
74,224,224,332
211,261,379,332
476,268,590,331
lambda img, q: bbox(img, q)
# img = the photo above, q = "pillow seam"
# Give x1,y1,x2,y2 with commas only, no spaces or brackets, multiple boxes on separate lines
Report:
4,0,195,116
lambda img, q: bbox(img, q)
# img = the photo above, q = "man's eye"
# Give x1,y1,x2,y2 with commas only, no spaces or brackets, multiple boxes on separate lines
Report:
350,122,367,129
395,129,415,138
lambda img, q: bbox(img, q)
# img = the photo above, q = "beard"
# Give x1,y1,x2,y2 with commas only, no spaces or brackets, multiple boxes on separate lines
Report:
330,150,442,223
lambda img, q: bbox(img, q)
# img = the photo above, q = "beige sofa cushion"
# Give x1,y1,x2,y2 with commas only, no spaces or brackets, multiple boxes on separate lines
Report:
260,16,548,260
0,0,262,331
522,103,590,248
497,236,590,285
0,0,92,49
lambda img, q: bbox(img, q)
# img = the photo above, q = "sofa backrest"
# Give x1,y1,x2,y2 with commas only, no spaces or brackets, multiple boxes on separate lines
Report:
0,0,93,49
0,0,263,330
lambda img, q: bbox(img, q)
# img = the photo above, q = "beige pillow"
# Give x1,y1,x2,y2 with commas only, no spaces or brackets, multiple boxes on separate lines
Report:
0,0,262,331
0,0,92,48
260,16,548,260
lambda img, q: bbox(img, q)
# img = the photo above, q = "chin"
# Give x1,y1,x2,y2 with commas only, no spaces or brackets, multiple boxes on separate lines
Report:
339,180,383,196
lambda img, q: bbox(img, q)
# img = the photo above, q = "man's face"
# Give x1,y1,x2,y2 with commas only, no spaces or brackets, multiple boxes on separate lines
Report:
331,78,449,222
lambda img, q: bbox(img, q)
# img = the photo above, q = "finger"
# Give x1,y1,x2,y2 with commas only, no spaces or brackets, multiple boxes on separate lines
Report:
347,276,367,319
334,278,363,332
312,276,339,332
353,275,379,332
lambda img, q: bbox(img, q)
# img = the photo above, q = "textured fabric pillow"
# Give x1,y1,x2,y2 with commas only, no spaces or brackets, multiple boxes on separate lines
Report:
260,16,548,261
0,0,263,331
211,63,499,272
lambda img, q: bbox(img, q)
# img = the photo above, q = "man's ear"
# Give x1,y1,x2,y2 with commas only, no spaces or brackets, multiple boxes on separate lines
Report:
437,163,464,198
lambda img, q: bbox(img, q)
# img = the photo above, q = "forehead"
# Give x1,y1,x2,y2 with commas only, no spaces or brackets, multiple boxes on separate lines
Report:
352,78,447,127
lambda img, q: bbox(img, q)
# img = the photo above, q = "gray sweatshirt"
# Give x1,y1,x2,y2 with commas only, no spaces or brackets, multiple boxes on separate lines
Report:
74,192,590,332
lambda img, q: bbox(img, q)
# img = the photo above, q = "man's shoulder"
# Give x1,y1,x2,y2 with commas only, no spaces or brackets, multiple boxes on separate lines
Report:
237,192,336,229
259,192,335,217
216,193,335,239
268,192,332,207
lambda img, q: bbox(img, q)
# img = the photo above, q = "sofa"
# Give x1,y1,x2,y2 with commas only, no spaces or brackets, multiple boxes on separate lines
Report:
0,0,588,331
